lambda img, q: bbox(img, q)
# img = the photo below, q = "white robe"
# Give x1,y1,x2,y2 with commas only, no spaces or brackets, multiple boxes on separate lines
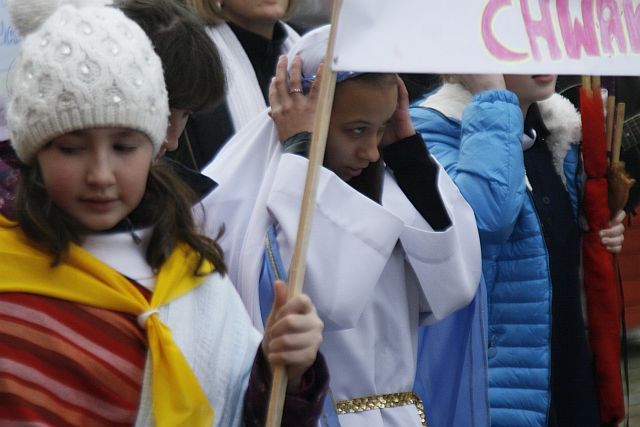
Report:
200,111,482,426
82,230,262,427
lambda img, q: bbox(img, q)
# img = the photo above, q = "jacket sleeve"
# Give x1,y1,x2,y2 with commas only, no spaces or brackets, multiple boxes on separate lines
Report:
243,348,329,427
411,89,525,245
383,133,451,231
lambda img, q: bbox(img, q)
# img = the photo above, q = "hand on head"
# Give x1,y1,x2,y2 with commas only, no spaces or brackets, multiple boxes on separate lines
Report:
381,76,416,147
269,55,322,143
458,74,506,95
261,280,324,392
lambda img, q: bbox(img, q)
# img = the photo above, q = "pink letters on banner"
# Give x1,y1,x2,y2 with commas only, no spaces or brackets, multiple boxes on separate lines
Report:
598,0,628,54
482,0,640,62
481,0,529,60
521,0,563,61
557,0,600,58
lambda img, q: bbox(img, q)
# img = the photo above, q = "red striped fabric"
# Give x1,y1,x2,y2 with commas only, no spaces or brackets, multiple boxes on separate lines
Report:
0,287,150,426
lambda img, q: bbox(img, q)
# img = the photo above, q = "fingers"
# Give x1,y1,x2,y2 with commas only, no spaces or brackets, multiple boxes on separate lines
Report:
396,75,409,110
271,55,289,106
289,55,303,93
600,225,625,254
271,280,289,317
308,62,324,102
263,281,323,374
611,209,626,225
268,55,317,142
382,75,415,145
600,211,626,253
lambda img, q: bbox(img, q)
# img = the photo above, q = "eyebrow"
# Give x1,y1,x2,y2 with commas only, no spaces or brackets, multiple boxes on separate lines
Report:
67,129,134,138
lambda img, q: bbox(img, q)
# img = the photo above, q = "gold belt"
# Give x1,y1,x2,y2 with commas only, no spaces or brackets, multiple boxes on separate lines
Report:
336,391,428,426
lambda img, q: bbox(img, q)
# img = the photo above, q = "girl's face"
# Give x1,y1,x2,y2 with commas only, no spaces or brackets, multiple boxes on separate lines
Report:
37,128,154,232
221,0,288,36
325,78,397,181
503,74,557,111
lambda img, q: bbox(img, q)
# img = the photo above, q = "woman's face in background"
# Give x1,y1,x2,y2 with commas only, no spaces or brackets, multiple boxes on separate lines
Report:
504,74,557,111
221,0,289,37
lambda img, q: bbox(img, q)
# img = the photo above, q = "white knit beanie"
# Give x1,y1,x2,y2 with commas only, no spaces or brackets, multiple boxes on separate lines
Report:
6,0,169,164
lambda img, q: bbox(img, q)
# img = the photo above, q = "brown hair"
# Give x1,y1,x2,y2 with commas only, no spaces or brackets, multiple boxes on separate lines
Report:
15,159,227,275
117,0,226,113
184,0,299,27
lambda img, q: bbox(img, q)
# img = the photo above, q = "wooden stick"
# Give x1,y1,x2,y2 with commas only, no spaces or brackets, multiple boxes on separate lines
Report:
582,75,593,100
264,1,342,425
591,75,601,90
606,96,616,155
611,102,626,165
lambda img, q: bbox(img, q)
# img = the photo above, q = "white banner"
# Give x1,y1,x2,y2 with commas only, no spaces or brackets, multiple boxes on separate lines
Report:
332,0,640,75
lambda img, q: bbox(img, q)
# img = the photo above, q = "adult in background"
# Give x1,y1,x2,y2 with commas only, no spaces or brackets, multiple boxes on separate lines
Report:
174,0,300,170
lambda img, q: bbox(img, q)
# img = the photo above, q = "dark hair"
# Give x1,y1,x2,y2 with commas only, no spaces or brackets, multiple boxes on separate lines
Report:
116,0,226,113
15,159,227,275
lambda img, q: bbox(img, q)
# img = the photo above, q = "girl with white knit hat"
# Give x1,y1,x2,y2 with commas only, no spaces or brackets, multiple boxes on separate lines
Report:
0,1,328,425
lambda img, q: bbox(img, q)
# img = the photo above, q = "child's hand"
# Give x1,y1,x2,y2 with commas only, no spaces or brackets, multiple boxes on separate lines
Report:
262,280,324,392
269,55,322,143
381,76,416,147
600,210,626,254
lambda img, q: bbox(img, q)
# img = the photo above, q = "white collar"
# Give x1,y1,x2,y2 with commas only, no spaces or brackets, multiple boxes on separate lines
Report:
83,228,156,291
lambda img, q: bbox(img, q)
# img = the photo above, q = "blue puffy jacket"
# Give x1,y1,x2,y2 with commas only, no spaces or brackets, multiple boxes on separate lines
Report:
410,84,581,427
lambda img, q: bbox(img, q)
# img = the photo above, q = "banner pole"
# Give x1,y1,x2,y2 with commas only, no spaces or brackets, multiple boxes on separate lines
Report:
264,1,342,425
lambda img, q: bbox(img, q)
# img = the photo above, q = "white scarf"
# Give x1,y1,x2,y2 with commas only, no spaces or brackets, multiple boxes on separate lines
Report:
206,22,300,132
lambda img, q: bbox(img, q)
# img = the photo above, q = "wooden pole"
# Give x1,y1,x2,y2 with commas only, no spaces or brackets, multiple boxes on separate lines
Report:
582,75,592,98
611,103,626,165
264,1,342,425
606,96,616,156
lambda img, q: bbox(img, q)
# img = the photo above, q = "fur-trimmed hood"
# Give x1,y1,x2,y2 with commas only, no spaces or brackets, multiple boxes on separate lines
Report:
420,83,581,183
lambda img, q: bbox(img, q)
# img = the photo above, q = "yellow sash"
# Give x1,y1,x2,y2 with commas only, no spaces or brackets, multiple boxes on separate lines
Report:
0,216,214,426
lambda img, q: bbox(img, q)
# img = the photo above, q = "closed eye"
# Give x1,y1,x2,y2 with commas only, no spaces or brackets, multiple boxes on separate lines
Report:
113,144,139,153
58,145,84,154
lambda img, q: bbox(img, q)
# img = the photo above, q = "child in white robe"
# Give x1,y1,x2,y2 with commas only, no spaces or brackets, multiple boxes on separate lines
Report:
201,26,482,427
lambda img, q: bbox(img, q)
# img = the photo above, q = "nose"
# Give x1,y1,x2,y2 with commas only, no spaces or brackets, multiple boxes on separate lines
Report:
358,135,380,163
86,151,115,188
